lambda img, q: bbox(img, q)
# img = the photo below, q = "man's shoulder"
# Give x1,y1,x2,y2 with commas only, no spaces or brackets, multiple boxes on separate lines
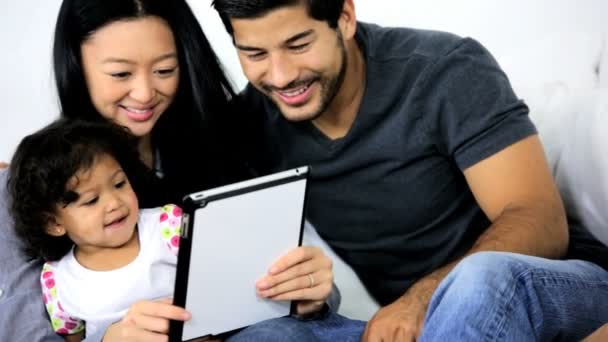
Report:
358,22,467,63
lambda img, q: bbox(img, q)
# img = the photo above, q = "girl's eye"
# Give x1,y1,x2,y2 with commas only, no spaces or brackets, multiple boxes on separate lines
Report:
115,180,127,189
110,72,131,79
83,197,98,206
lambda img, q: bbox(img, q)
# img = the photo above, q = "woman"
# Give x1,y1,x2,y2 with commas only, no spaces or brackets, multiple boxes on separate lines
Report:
48,0,363,341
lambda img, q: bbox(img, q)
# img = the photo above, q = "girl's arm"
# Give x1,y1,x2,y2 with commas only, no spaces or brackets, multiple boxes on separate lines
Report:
101,298,191,342
64,331,85,342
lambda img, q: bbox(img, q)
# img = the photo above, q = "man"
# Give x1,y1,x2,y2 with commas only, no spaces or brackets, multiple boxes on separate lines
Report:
0,168,62,341
212,0,608,340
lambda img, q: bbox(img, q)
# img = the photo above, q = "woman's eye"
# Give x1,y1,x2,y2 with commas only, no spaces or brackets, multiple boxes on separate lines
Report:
110,72,131,79
155,68,177,77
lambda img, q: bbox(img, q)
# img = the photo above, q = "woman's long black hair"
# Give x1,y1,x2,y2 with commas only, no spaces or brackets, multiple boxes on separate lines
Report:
53,0,254,206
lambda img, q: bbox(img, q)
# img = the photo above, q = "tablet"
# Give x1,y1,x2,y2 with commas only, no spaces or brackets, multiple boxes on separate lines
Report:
169,166,309,342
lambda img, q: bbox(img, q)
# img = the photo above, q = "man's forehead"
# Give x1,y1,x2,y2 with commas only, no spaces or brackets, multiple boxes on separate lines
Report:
231,5,320,46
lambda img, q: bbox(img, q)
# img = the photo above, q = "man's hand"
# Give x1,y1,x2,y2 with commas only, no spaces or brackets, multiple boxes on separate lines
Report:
103,298,191,342
362,291,428,342
256,246,333,315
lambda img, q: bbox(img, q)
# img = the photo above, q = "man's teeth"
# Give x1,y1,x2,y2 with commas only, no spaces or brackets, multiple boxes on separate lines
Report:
279,84,309,97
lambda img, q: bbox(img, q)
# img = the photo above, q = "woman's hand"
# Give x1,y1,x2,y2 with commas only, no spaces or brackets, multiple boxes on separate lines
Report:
102,298,190,342
256,246,333,315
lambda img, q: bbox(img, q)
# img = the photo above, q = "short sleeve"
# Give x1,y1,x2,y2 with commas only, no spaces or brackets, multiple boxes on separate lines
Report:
40,262,85,335
418,38,537,170
159,204,183,255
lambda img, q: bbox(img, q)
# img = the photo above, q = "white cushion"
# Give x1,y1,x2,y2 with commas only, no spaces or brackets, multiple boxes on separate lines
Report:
552,88,608,246
498,31,603,94
600,33,608,88
302,221,379,321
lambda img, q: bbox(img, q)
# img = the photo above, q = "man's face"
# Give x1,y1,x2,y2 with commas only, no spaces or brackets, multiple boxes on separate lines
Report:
231,4,347,122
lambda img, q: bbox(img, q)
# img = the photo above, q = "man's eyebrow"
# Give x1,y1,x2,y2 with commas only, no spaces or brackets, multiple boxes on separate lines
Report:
235,29,315,52
284,29,314,45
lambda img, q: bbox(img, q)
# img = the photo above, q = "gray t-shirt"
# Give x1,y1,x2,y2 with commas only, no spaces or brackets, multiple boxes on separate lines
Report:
240,22,536,305
0,169,61,341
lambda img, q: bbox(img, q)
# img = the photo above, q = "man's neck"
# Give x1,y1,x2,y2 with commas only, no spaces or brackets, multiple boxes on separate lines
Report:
312,38,366,140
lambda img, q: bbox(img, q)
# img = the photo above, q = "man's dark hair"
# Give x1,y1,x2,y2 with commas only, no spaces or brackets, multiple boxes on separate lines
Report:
212,0,346,36
7,119,151,261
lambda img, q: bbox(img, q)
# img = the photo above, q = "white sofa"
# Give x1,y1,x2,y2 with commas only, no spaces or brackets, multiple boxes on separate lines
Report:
298,1,608,321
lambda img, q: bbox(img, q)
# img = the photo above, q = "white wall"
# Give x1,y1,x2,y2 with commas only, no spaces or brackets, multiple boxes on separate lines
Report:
1,0,607,162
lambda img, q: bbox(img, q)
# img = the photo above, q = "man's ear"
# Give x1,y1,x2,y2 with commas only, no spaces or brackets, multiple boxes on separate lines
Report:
338,0,357,40
45,217,67,237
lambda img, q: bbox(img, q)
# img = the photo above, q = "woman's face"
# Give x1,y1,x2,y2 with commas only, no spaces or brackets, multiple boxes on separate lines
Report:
80,16,180,138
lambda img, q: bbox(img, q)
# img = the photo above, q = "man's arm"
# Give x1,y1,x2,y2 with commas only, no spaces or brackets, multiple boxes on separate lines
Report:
363,134,568,341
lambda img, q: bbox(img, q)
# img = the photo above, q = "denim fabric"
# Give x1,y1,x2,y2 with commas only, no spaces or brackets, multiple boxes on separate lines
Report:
421,251,608,341
227,311,366,342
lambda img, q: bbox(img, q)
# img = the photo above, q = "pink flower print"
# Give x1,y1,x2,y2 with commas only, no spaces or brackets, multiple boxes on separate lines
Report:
58,301,64,311
45,278,56,289
168,218,179,227
173,206,182,217
42,271,53,279
160,213,169,222
43,294,48,305
64,322,78,330
57,328,69,334
171,235,180,248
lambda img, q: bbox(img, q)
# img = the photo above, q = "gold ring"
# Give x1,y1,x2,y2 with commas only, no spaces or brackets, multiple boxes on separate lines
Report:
307,273,315,288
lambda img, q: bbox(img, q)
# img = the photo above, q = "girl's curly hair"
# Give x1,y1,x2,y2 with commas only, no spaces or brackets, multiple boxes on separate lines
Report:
7,118,151,261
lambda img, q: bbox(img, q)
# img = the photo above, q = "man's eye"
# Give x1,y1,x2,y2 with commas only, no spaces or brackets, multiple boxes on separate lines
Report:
247,52,266,61
290,43,310,52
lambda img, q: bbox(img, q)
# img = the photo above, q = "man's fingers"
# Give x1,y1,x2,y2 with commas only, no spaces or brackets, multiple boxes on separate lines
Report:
259,270,332,299
268,246,320,274
258,259,325,290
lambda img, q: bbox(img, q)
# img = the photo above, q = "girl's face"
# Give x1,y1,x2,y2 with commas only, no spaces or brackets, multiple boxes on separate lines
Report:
47,154,140,262
80,16,180,139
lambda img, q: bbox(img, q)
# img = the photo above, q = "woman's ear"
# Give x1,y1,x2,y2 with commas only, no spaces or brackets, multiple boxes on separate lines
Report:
45,218,67,237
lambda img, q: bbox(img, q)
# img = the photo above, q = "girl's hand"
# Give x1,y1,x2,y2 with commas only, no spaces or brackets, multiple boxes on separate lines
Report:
103,298,190,342
0,162,8,169
256,246,333,315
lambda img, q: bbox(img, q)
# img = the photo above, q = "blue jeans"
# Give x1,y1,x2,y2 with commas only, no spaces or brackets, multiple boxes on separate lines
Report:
226,311,366,341
420,251,608,341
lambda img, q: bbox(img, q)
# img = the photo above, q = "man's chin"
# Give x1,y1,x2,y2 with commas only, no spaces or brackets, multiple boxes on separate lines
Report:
273,102,322,122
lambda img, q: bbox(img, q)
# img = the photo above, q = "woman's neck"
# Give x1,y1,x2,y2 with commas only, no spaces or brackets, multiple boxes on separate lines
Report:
138,135,154,169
